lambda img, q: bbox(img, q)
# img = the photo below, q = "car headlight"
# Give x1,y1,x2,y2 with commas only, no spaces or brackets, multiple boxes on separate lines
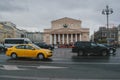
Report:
113,48,116,50
46,51,49,54
46,51,51,54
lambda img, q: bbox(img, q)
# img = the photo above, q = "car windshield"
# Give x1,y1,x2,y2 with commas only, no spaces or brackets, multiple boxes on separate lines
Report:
97,43,105,47
103,44,113,47
31,44,41,50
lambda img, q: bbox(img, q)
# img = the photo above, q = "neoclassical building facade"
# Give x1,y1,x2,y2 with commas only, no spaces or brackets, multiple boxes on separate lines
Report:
44,17,89,45
0,22,28,42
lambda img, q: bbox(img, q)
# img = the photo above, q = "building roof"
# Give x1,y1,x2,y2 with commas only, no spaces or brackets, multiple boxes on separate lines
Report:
51,17,81,23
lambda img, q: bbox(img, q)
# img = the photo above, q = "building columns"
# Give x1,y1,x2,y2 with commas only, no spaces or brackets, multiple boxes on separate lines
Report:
50,34,52,44
58,34,60,43
75,34,77,42
54,34,56,44
67,34,69,44
71,34,73,43
50,33,82,44
62,34,64,44
79,34,81,41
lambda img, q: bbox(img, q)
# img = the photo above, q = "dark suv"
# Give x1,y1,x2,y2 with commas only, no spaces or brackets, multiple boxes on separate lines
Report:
72,41,109,56
34,42,54,50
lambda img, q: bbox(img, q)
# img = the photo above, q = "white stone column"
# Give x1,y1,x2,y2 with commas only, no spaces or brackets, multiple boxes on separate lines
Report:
79,34,81,41
67,34,69,44
54,34,56,44
75,34,77,42
50,34,52,44
71,34,73,42
58,34,60,43
62,34,64,44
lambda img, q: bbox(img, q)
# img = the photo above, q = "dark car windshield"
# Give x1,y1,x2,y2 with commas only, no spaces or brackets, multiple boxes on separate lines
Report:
97,43,106,47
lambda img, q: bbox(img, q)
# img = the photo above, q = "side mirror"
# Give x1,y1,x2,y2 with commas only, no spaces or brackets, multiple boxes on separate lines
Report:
5,48,7,51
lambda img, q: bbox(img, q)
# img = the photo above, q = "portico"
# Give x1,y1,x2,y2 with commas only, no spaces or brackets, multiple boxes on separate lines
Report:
44,17,89,45
50,33,82,44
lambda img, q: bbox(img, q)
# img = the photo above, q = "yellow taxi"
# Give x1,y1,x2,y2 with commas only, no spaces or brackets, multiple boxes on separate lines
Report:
6,44,52,59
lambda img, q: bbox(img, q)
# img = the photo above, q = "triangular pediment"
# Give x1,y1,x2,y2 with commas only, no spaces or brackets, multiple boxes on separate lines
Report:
52,17,81,23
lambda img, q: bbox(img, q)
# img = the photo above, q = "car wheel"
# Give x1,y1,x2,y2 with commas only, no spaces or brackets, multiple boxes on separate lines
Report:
113,53,116,55
37,54,45,60
11,53,17,59
109,49,114,54
87,53,91,56
102,51,107,56
78,50,83,56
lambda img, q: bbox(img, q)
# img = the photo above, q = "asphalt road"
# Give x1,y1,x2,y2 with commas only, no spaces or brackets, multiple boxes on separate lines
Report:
0,48,120,80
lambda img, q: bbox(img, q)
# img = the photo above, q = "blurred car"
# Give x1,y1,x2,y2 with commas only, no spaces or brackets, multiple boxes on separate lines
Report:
102,43,116,55
34,42,54,50
6,44,52,59
72,41,109,56
0,44,6,52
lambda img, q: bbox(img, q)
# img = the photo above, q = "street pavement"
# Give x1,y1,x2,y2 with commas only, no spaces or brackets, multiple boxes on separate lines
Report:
0,48,120,80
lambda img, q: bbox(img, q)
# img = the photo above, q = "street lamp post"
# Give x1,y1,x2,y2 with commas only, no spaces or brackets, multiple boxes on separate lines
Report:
102,5,113,44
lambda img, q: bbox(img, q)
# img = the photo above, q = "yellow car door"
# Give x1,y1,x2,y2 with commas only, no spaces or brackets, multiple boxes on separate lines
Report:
24,45,37,58
14,45,25,57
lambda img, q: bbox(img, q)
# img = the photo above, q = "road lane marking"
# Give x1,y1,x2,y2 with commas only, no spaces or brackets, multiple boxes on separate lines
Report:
3,65,19,70
37,66,67,69
0,75,49,80
0,64,67,70
19,65,68,69
0,65,26,70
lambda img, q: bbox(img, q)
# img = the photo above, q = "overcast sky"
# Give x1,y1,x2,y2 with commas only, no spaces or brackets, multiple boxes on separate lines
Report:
0,0,120,35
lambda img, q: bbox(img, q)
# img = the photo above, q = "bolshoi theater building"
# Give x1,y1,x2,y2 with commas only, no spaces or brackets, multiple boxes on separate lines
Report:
44,17,89,45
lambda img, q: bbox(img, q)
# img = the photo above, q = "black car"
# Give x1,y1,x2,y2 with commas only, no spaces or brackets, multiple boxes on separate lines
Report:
34,42,54,50
72,41,109,56
0,44,6,53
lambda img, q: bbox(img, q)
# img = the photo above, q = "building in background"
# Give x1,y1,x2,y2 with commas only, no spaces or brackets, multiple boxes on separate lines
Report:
118,25,120,44
44,17,89,45
0,22,15,42
94,26,118,44
0,22,28,42
0,24,5,42
26,32,43,42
